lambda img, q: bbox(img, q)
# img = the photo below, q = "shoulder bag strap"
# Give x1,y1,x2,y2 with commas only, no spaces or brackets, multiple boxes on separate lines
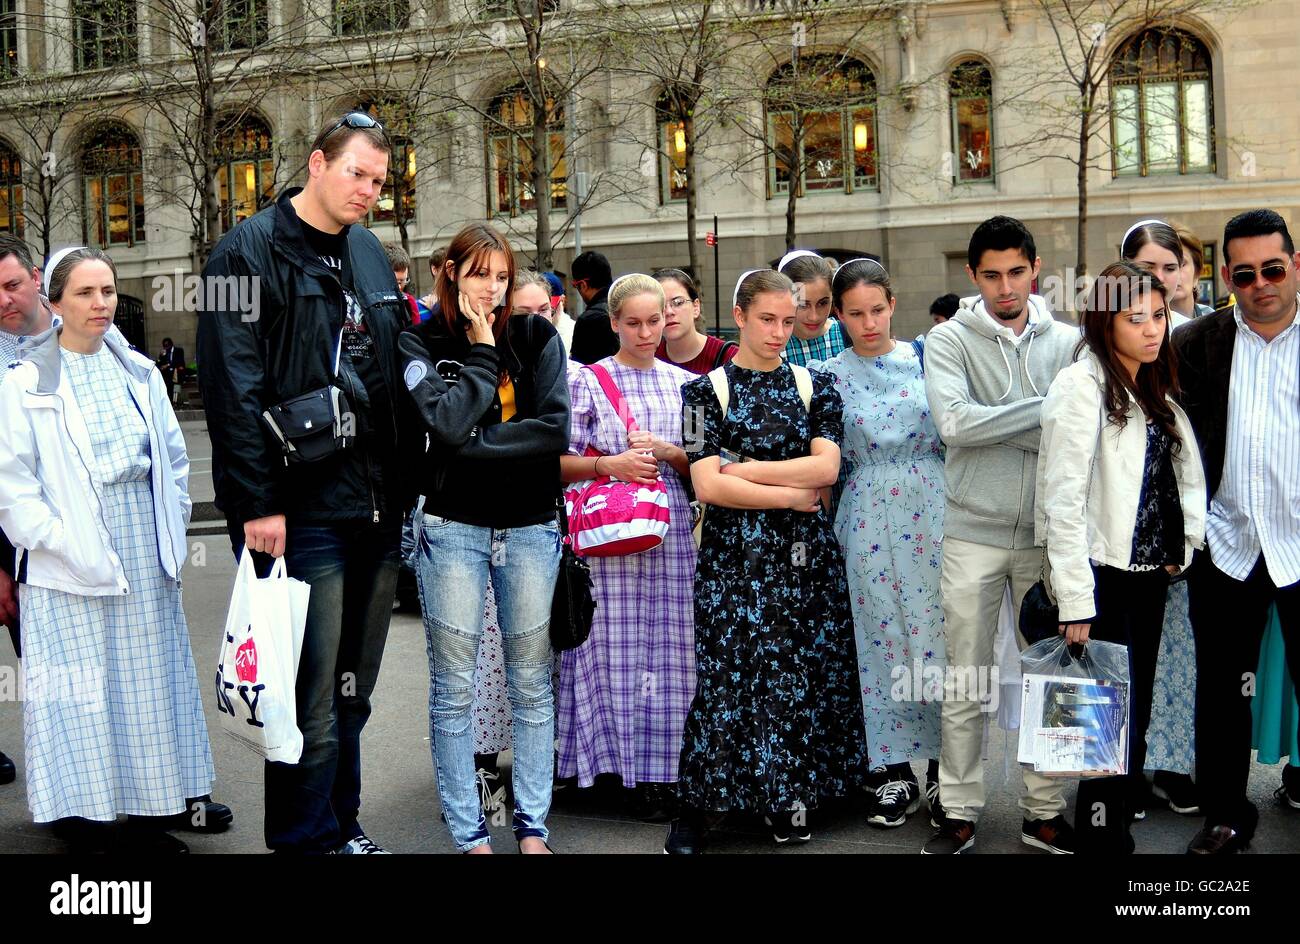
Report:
706,365,729,417
790,363,813,413
584,362,640,433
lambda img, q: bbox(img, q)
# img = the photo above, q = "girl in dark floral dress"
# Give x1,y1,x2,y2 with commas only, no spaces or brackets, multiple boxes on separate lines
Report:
665,269,869,854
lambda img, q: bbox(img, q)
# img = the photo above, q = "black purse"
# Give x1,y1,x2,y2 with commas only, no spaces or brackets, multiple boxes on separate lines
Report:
261,330,355,464
1019,572,1059,645
551,494,595,652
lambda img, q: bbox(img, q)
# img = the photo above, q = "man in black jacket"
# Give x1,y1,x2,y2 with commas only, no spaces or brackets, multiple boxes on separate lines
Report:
569,250,617,364
1174,208,1300,854
198,112,419,854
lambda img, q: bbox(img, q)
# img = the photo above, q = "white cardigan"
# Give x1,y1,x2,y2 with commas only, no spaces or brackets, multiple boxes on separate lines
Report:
1034,354,1206,622
0,326,191,596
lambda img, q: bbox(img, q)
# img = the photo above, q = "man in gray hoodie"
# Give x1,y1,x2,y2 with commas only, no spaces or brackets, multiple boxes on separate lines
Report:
922,216,1080,854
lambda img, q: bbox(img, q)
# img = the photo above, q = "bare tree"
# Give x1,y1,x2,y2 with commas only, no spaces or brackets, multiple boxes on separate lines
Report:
596,0,736,282
712,5,895,252
298,3,461,264
995,0,1259,278
0,66,104,260
439,0,650,271
122,0,308,268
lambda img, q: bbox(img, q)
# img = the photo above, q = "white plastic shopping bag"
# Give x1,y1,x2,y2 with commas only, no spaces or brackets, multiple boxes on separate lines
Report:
215,551,310,764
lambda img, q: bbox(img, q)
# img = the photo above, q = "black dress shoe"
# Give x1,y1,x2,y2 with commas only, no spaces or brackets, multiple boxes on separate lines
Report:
165,795,233,833
51,816,115,852
1187,824,1249,855
121,826,190,855
0,750,14,785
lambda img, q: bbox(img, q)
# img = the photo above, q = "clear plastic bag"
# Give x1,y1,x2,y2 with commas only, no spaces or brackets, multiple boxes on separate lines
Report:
1017,635,1130,778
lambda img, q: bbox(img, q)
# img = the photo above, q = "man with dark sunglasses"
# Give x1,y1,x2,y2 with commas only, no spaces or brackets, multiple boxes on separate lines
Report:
1174,208,1300,854
198,112,421,854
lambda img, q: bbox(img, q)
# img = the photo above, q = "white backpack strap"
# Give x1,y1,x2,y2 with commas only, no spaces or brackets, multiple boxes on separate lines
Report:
707,365,729,418
790,363,813,414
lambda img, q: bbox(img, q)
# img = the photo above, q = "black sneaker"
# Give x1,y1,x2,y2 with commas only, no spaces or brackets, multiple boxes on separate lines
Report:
764,810,811,844
925,777,946,828
1152,771,1201,815
1275,764,1300,810
867,778,921,828
664,815,706,854
629,783,677,823
1022,815,1075,854
922,817,975,854
0,750,14,785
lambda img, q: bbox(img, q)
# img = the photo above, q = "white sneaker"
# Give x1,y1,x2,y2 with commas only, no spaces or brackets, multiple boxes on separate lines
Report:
334,833,390,854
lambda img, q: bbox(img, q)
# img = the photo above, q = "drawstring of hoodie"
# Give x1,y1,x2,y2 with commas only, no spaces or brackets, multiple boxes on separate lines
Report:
1024,329,1042,396
995,335,1014,401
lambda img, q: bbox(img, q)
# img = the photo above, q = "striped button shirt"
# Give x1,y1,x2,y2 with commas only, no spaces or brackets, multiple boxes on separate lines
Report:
1206,298,1300,585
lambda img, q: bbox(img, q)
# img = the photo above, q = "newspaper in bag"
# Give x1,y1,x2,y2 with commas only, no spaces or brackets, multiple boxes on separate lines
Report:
1017,635,1130,777
215,551,309,764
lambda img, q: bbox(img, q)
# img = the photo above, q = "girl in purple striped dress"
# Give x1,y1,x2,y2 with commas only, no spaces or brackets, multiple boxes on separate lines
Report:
556,274,697,819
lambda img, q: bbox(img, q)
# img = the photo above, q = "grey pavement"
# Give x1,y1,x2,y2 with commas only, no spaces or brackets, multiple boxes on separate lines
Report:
0,424,1295,853
182,419,215,509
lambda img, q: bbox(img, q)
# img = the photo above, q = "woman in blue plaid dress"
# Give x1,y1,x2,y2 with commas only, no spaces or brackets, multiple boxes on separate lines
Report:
557,275,697,818
0,249,217,851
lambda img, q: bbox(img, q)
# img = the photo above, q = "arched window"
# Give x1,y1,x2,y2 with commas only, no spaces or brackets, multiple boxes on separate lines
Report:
335,0,409,36
1110,28,1214,176
656,89,690,205
765,55,877,197
487,85,567,217
73,0,137,71
80,123,145,246
216,113,275,233
0,138,23,237
949,60,993,183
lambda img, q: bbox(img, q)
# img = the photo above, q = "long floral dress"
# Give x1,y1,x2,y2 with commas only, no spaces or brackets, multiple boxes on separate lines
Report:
556,358,698,786
818,343,946,766
676,362,868,813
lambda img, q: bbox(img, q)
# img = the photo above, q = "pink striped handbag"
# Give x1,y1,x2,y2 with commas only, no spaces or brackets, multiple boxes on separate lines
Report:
563,364,671,557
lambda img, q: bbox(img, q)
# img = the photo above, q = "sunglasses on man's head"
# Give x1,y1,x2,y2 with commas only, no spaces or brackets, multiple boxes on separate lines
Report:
1230,263,1290,289
322,112,386,142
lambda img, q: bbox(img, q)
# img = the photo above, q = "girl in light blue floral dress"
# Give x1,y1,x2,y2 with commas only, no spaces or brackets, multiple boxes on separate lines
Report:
818,259,946,829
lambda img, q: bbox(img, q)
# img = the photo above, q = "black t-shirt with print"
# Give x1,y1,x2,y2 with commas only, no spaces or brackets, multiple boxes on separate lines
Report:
288,204,391,441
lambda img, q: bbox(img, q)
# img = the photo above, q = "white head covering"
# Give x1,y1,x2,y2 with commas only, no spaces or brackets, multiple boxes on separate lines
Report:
777,249,822,273
42,246,89,298
731,268,771,310
608,273,637,295
832,256,889,285
1120,219,1168,251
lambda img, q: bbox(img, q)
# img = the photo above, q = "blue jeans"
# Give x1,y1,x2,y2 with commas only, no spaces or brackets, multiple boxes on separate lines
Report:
414,514,560,852
231,521,401,853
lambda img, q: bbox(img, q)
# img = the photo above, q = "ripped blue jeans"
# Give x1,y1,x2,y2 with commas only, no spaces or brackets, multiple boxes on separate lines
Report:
414,514,560,852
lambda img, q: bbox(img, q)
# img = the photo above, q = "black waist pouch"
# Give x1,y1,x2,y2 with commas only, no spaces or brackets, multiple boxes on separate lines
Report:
261,384,354,464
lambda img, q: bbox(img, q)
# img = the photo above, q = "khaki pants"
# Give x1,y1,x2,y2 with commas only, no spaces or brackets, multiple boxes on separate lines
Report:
938,535,1067,823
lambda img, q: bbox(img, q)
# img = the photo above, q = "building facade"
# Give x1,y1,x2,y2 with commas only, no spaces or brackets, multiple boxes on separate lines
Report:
0,0,1297,355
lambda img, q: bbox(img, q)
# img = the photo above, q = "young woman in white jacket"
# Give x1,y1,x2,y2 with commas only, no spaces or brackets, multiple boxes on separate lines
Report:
0,247,224,852
1035,261,1206,854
